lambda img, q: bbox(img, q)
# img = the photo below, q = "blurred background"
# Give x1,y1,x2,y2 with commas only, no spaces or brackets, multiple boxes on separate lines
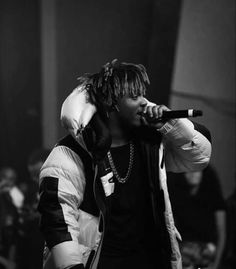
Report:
0,0,235,268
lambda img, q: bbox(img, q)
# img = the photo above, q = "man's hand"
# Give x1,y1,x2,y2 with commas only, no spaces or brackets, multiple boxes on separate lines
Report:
141,104,171,129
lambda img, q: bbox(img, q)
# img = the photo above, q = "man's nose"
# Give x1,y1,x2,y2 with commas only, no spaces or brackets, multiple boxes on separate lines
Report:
140,96,148,107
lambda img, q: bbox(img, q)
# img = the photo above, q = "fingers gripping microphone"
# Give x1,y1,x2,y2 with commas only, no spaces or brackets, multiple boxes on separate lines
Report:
139,109,203,122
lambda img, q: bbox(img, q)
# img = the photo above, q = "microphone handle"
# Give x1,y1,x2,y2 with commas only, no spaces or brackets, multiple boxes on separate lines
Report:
161,109,203,119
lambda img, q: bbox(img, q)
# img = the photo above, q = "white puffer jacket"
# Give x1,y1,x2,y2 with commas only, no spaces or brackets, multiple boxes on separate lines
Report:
38,86,212,269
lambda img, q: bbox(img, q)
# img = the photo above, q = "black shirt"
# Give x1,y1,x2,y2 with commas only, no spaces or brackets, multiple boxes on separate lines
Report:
101,141,156,257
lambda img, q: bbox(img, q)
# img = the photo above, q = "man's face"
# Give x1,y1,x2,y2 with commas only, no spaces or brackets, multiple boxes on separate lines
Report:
116,94,147,128
184,171,202,187
0,168,17,189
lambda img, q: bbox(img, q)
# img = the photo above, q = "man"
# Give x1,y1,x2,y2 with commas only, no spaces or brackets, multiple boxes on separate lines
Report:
38,60,212,269
0,167,22,269
17,149,50,269
167,166,226,269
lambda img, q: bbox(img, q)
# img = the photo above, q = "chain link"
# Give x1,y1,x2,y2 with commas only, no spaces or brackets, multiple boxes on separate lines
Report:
107,142,134,183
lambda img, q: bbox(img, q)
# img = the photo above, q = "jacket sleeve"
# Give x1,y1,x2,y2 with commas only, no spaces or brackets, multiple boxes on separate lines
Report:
38,146,98,269
158,118,212,173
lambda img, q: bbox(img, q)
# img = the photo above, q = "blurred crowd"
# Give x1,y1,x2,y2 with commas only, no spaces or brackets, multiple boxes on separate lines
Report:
168,165,236,269
0,149,50,269
0,150,235,269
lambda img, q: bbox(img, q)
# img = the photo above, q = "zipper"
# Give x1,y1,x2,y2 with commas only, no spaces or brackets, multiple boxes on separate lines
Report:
88,165,105,269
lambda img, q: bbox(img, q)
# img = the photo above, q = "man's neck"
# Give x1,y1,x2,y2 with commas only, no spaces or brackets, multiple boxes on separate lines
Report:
189,185,200,196
109,120,132,148
111,137,131,147
110,126,132,147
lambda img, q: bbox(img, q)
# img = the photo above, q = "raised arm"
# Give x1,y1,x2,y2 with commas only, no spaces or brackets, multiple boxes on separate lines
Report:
159,119,212,173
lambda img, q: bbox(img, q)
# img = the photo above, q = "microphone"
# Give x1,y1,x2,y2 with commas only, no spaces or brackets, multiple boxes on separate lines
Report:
139,109,203,122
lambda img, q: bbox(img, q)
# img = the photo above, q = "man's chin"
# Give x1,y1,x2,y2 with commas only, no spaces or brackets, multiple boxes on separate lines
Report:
122,117,142,129
132,119,143,128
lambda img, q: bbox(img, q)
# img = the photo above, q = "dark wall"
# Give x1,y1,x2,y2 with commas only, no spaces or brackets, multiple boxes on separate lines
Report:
56,0,153,108
0,0,41,178
0,0,182,177
56,0,182,137
147,0,182,103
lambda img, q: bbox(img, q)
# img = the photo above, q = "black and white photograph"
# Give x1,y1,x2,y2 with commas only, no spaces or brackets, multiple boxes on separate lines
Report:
0,1,235,269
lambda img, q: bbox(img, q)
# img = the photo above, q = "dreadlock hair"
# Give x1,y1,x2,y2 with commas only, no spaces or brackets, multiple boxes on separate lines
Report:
77,59,150,115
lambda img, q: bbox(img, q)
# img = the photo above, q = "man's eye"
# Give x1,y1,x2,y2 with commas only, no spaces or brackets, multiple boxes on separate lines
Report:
131,96,138,100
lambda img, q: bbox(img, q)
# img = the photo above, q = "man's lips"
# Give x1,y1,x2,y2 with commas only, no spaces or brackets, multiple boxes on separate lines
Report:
137,111,145,116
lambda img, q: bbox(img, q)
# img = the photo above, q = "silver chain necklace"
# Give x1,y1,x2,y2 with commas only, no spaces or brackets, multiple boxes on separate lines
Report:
107,142,134,183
